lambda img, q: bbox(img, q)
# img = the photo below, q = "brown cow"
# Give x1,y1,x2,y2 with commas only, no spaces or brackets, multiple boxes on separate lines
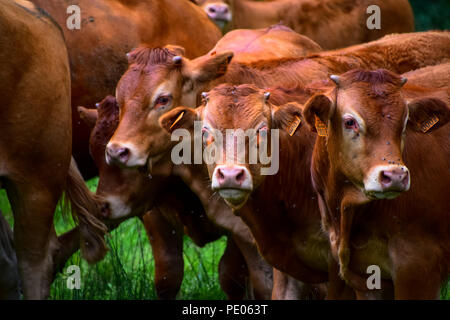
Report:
106,31,450,170
302,69,449,298
157,84,356,299
30,0,221,179
0,0,106,299
78,96,251,299
195,0,414,49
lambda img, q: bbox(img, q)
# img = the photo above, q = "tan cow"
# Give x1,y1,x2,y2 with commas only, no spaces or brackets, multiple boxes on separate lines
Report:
30,0,221,179
0,0,106,299
195,0,414,49
302,68,449,298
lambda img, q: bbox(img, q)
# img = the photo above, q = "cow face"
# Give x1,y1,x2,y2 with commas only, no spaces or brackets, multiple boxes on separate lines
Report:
106,46,233,169
303,69,450,200
159,84,303,210
195,0,232,31
78,96,156,219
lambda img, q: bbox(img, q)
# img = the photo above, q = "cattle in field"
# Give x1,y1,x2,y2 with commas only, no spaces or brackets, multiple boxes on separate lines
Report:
208,24,322,63
105,31,450,171
156,62,450,299
103,32,450,299
302,68,449,299
78,96,252,299
0,212,20,299
0,0,107,299
30,0,221,179
195,0,414,49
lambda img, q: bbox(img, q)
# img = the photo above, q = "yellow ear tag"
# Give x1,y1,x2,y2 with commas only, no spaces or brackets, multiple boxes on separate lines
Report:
169,112,185,130
287,116,301,136
420,114,439,133
315,115,328,137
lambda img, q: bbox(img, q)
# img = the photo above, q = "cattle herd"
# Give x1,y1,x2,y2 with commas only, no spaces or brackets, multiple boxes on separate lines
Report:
0,0,448,300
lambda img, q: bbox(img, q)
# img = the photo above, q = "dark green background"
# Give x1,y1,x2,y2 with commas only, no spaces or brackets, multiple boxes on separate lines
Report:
409,0,449,30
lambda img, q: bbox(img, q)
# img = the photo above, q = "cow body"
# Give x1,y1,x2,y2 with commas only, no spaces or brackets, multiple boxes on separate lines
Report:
0,0,106,299
30,0,221,179
196,0,414,50
302,68,450,298
210,24,322,63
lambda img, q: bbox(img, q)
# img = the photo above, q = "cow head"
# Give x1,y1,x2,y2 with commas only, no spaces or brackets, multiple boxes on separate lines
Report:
78,96,157,219
106,45,233,169
159,84,303,210
195,0,232,32
303,69,450,200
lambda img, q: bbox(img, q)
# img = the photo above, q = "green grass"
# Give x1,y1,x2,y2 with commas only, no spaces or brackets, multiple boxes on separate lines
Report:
0,178,227,300
1,178,449,299
1,179,449,299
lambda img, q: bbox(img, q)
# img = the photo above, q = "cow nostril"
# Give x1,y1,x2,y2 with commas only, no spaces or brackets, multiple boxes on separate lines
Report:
222,7,229,14
236,170,245,183
401,172,409,186
117,147,129,161
217,168,225,181
380,171,392,185
209,7,216,13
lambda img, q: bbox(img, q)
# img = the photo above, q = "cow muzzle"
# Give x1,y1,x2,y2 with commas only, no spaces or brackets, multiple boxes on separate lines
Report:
105,142,147,168
364,165,410,199
211,165,253,209
204,3,232,27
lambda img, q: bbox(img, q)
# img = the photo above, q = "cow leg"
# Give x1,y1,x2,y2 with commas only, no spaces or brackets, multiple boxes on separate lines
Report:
232,235,273,300
141,209,184,300
0,212,21,299
218,236,248,300
6,181,59,299
390,236,444,299
326,258,355,300
272,268,326,300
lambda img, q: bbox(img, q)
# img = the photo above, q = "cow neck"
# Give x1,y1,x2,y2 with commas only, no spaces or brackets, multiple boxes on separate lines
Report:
236,125,329,282
252,124,319,224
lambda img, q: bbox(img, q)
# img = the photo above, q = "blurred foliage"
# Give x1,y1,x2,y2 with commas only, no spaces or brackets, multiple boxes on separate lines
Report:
410,0,450,31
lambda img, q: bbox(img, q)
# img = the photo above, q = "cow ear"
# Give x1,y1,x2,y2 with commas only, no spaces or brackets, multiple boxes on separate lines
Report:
407,97,450,133
77,106,98,129
272,102,304,135
185,51,234,83
159,106,199,134
302,93,335,135
164,44,186,57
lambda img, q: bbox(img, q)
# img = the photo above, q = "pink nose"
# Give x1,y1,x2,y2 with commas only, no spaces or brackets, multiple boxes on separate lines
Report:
106,143,130,165
379,168,409,191
216,167,246,188
206,4,229,18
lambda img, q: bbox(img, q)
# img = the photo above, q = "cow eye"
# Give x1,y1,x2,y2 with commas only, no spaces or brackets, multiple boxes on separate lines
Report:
343,117,359,131
155,95,172,108
202,128,215,146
